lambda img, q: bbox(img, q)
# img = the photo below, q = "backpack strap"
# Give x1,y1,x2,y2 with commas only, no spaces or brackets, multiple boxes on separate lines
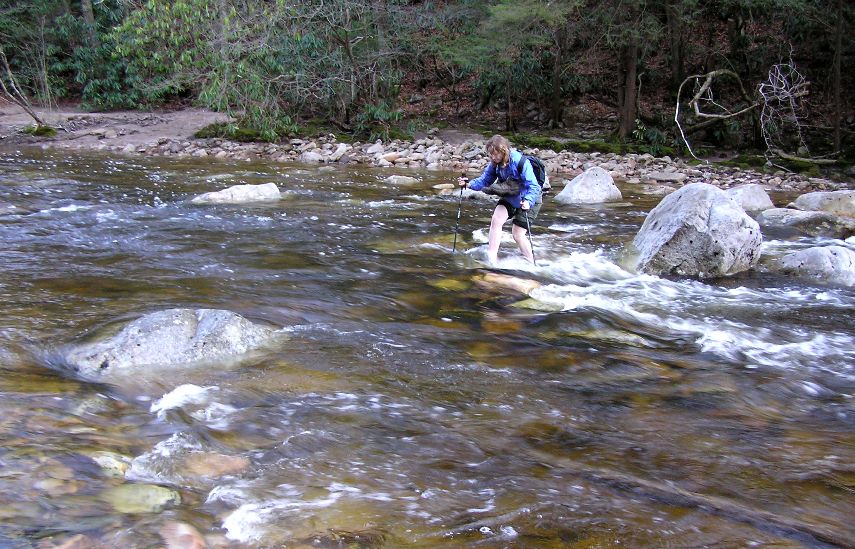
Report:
516,154,527,178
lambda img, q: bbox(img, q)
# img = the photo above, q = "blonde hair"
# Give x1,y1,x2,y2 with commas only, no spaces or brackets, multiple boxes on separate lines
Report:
485,135,511,167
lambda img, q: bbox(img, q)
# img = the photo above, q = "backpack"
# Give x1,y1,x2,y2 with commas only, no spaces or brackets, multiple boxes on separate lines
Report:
485,153,552,198
515,154,551,195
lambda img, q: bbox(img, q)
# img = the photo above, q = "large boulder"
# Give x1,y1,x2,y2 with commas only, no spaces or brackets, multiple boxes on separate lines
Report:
755,208,855,239
778,246,855,286
65,309,278,378
554,167,622,204
725,184,774,213
627,183,762,278
191,183,281,205
788,190,855,218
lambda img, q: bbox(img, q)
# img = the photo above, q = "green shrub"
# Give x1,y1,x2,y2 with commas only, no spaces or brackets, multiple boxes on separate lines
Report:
23,125,58,137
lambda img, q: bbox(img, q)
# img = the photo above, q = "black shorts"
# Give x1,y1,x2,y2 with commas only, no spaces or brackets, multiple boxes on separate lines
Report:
499,198,542,232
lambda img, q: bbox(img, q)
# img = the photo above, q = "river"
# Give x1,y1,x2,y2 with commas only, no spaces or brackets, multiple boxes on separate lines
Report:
0,148,853,548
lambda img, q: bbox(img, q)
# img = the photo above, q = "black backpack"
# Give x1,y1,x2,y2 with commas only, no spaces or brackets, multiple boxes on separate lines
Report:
515,154,551,195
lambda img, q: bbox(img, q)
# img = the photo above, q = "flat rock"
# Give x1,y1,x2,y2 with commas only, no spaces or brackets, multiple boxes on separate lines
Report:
191,182,281,205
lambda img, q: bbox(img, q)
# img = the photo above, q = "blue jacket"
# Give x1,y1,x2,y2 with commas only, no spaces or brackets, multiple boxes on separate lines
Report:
468,149,541,208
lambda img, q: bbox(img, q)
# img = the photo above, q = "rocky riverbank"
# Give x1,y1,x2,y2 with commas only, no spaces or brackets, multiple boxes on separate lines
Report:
2,105,853,194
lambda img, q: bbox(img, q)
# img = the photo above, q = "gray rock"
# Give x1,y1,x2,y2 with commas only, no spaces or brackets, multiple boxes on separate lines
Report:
384,175,419,185
779,246,855,286
328,143,349,162
646,171,688,183
554,167,622,204
788,190,855,218
365,142,384,155
756,208,855,239
65,309,277,378
191,183,281,205
628,183,762,278
299,151,324,163
725,184,775,212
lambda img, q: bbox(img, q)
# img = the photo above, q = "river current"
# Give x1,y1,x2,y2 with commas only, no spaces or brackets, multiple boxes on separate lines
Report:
0,149,853,548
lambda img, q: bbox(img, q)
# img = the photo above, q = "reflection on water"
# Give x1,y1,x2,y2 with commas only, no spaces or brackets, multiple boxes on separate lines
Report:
0,148,853,548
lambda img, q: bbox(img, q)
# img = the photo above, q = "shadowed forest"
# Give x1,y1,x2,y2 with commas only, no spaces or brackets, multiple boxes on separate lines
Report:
1,0,852,162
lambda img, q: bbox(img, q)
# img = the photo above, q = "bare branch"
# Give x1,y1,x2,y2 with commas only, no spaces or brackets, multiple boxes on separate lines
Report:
0,45,47,127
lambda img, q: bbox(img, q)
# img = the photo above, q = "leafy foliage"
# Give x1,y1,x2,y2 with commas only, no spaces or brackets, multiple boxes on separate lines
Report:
0,0,850,149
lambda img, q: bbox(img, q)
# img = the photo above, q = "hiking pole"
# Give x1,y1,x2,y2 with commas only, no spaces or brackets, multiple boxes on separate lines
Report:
452,174,467,254
524,209,536,266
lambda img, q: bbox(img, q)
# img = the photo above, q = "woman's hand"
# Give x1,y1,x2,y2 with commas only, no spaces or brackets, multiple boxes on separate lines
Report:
521,200,530,210
458,176,469,187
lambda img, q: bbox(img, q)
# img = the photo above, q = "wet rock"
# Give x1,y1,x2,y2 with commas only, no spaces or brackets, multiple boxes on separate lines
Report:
788,190,855,218
191,182,281,205
473,272,541,295
100,483,180,514
159,521,207,549
48,534,96,549
627,183,762,278
554,167,622,204
778,246,855,286
88,451,132,478
725,183,775,212
384,175,419,185
64,309,278,378
510,297,564,312
182,452,250,478
756,208,855,239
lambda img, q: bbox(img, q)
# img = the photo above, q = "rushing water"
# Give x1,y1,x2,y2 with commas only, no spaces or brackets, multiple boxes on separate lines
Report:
0,148,853,548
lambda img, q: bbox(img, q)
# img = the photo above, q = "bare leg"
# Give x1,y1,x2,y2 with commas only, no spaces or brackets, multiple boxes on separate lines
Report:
512,223,534,263
487,204,510,264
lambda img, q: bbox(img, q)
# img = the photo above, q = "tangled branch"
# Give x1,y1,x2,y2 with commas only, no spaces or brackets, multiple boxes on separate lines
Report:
675,69,760,160
675,62,836,166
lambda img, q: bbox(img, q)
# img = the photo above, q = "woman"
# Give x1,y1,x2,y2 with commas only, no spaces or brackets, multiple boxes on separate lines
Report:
458,135,542,264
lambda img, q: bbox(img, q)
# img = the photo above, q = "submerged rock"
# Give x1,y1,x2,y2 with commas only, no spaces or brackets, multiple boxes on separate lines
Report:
65,309,278,378
756,208,855,239
100,483,180,514
778,245,855,286
159,521,207,549
554,167,622,204
191,182,281,205
473,272,541,295
627,183,762,278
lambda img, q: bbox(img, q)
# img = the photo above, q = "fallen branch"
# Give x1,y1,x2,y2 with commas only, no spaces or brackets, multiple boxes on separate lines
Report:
770,149,838,165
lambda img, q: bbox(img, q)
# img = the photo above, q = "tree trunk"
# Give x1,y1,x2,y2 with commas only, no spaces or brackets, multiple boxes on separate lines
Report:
80,0,99,49
618,42,639,139
505,82,517,132
832,0,843,153
666,0,684,92
549,27,566,128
